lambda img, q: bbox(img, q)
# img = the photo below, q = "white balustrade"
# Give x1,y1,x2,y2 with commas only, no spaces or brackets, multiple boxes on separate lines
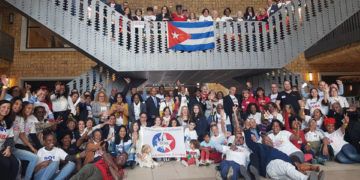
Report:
4,0,360,72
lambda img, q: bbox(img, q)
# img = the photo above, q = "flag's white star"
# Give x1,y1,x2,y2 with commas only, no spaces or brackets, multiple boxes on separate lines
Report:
158,133,173,151
172,32,179,39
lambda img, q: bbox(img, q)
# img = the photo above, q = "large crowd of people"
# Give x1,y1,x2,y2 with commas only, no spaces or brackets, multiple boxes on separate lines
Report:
0,72,359,180
104,0,289,22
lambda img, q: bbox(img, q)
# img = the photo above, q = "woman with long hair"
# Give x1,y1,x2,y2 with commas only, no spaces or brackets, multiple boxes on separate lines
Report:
191,104,209,142
109,93,129,126
0,100,20,180
11,98,39,180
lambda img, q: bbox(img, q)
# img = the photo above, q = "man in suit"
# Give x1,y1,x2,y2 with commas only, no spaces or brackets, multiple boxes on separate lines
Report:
145,87,160,126
108,0,124,15
128,93,147,126
101,114,120,143
223,86,241,131
188,88,206,112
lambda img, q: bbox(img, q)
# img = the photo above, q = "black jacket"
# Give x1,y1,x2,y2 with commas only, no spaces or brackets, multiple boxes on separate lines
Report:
128,102,147,123
145,96,160,123
101,124,120,140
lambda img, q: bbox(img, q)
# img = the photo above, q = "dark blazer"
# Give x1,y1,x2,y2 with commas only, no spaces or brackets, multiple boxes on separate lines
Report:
133,16,144,21
189,96,206,111
101,125,120,140
145,96,160,124
155,13,172,21
223,94,242,128
108,3,124,15
128,102,147,123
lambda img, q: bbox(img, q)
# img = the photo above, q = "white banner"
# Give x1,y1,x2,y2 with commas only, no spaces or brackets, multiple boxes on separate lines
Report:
141,127,186,158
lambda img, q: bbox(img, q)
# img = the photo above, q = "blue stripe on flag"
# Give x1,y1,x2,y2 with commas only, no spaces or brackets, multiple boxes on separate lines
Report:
190,32,214,39
171,21,213,28
171,43,215,51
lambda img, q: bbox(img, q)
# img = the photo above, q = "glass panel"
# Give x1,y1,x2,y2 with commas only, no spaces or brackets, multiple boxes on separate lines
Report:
26,19,71,49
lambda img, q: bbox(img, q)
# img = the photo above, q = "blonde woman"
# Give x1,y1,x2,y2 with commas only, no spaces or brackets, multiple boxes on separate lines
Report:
91,91,110,124
177,106,190,127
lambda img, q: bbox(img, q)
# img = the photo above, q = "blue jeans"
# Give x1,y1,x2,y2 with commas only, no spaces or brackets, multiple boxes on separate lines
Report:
34,161,75,180
336,144,360,164
13,148,38,180
220,160,241,180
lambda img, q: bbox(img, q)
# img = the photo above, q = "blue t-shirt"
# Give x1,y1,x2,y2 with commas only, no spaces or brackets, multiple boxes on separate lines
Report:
200,140,216,148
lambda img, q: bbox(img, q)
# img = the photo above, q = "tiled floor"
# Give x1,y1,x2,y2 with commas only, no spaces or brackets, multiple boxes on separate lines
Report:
124,161,360,180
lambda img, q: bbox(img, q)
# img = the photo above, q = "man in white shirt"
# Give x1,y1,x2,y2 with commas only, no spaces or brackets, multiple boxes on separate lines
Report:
216,131,251,180
269,83,279,103
144,7,156,21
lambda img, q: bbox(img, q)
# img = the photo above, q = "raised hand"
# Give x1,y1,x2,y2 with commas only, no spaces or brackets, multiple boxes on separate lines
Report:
232,105,238,113
1,75,9,86
336,80,343,85
124,77,131,84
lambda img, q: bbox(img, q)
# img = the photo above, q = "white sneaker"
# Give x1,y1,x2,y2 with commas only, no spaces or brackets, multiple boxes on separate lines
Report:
195,159,200,167
181,160,189,167
227,167,234,179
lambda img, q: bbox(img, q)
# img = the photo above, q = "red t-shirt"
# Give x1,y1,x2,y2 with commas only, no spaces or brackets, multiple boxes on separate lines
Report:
289,129,306,149
256,96,271,112
241,97,256,112
94,159,124,180
172,13,187,21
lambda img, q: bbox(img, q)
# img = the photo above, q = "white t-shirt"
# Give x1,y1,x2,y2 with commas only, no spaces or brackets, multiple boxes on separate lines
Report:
133,103,141,121
144,15,156,21
0,123,14,148
324,129,348,156
229,95,239,105
199,15,213,21
211,134,226,146
329,96,349,109
106,126,115,143
50,94,69,112
37,147,68,164
305,130,324,142
270,93,278,103
268,130,301,155
12,116,25,145
305,98,329,116
220,16,233,21
184,128,198,150
304,116,324,130
221,145,250,166
267,113,284,124
247,112,262,124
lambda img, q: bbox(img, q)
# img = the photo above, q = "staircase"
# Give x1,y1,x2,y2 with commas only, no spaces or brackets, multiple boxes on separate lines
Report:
3,0,360,84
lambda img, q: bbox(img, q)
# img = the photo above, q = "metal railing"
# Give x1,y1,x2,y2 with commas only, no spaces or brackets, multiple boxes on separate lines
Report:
305,11,360,58
5,0,360,72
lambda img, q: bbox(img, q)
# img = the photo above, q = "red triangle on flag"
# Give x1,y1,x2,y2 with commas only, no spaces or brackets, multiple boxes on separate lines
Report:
168,22,191,48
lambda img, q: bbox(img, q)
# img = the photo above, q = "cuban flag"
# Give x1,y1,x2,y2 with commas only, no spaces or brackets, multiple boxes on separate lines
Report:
168,21,215,51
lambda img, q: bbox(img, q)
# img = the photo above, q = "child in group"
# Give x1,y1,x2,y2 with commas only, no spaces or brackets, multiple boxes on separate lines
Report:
170,118,180,127
184,121,198,150
152,116,162,128
199,134,217,165
161,107,172,127
137,144,160,168
181,139,200,167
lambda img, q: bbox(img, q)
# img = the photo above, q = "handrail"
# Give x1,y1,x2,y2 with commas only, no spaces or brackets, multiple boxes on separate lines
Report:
305,11,360,57
4,0,360,72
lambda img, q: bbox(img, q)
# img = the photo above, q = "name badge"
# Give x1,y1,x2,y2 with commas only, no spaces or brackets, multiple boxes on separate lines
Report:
281,95,286,99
